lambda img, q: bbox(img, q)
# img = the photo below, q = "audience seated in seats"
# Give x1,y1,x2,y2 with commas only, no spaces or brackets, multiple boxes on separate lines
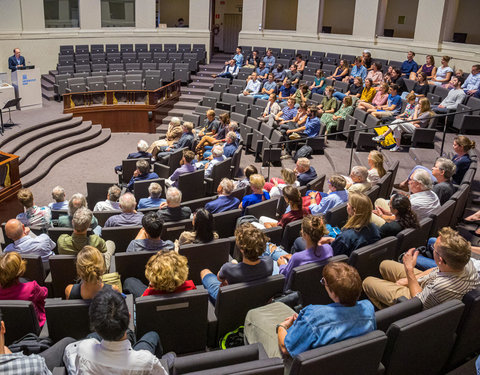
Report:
389,68,408,95
310,69,325,94
362,50,373,69
363,227,480,309
443,69,464,90
48,185,69,210
63,288,170,374
410,72,429,99
343,57,367,84
346,166,371,194
176,208,219,249
321,96,354,141
333,76,364,102
65,245,119,300
367,150,386,183
148,118,183,160
383,65,394,84
0,252,48,327
231,46,244,67
248,263,375,359
124,251,196,299
308,174,348,215
294,54,305,73
254,73,277,100
138,182,166,209
203,145,226,178
235,165,258,190
58,193,99,229
366,62,383,86
272,64,287,83
94,185,121,211
239,72,262,97
59,207,115,269
126,159,159,192
431,158,456,205
462,64,480,96
278,80,297,102
114,140,152,173
157,187,192,222
254,186,309,229
166,150,196,188
222,131,238,158
4,219,55,263
400,51,419,78
280,102,307,135
411,55,436,81
239,174,270,213
359,78,376,103
328,59,350,81
15,188,51,229
284,105,321,157
304,193,380,257
370,84,402,119
265,168,300,198
104,193,144,227
283,65,302,87
126,212,174,252
195,114,230,158
372,169,440,227
155,122,195,161
316,86,337,116
266,97,297,128
375,194,420,238
429,56,453,86
245,49,260,68
292,84,311,107
373,96,433,152
255,61,269,81
205,178,240,214
263,49,276,71
0,308,75,374
197,109,220,137
431,76,466,114
212,59,239,79
357,82,389,112
295,157,318,186
200,223,274,304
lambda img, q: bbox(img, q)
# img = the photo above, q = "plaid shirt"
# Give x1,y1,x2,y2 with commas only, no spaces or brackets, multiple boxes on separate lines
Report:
0,353,51,374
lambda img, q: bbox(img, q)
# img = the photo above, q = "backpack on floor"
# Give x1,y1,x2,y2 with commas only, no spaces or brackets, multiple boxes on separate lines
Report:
293,145,313,162
9,333,53,355
219,326,245,349
374,126,396,149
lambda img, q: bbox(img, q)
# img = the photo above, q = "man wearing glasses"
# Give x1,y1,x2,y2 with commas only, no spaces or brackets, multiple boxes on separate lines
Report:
363,227,480,309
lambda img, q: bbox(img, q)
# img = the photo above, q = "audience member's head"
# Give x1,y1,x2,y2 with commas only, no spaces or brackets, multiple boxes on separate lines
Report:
107,185,121,202
72,207,93,233
166,187,182,207
409,169,432,193
17,188,34,209
322,262,362,307
301,215,328,247
148,182,163,199
324,85,334,97
225,131,237,144
418,97,432,114
368,150,386,177
235,223,268,262
219,113,230,125
453,135,476,154
212,144,224,158
389,194,419,229
182,122,194,133
137,140,149,152
350,166,368,183
0,252,26,288
328,175,347,191
136,159,150,175
141,212,164,239
51,186,66,203
283,185,302,209
182,150,195,165
296,157,310,173
5,219,25,242
243,165,258,181
193,208,215,243
281,168,297,185
119,193,137,213
433,157,456,182
434,227,471,271
343,96,353,107
145,251,189,292
89,288,129,341
169,117,181,127
345,192,372,230
206,109,215,121
76,246,106,285
68,193,88,216
218,178,234,196
249,174,265,192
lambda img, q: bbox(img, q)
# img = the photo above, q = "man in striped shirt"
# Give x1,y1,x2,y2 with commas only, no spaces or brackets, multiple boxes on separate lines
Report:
362,227,480,309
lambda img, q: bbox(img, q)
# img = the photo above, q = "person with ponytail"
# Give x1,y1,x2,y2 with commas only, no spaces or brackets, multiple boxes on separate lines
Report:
452,135,475,185
65,246,119,300
376,194,419,238
367,150,386,183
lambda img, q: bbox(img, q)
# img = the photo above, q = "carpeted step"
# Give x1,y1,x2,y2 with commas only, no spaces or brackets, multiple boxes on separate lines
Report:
20,121,94,175
172,101,198,110
192,76,215,83
353,151,370,168
324,142,355,176
41,80,54,91
408,148,439,167
180,94,203,103
42,88,56,101
22,126,111,187
182,87,211,96
381,149,417,182
155,107,194,117
41,74,55,86
188,82,212,90
3,116,84,156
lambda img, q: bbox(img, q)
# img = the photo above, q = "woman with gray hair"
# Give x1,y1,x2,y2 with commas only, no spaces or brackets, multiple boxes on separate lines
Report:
147,117,183,160
57,193,99,230
431,158,456,204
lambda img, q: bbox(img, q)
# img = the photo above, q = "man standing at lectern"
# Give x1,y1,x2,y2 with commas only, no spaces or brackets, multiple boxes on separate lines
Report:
8,48,25,72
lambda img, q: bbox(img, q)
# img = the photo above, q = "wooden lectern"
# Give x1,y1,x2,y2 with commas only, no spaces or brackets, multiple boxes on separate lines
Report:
0,151,23,223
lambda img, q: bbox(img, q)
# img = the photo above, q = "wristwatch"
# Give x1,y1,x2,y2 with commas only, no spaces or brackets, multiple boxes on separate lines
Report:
276,324,287,334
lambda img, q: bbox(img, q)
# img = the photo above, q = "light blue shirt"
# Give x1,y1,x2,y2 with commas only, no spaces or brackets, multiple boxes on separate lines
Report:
205,155,227,178
309,190,348,215
5,234,55,262
48,201,69,210
263,55,276,70
262,80,277,93
304,116,320,138
138,197,166,209
284,300,376,357
462,72,480,91
233,53,244,67
351,65,367,81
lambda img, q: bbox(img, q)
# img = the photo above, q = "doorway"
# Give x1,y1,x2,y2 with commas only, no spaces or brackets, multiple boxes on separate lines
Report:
223,14,242,54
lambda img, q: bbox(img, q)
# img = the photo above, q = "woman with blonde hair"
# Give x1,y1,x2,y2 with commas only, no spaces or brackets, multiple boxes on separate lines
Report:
123,251,196,298
367,150,386,182
0,252,48,326
65,245,119,300
268,168,300,198
239,174,270,213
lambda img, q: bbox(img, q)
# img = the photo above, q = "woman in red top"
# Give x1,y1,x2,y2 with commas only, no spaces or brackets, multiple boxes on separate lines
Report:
0,252,48,327
123,251,196,298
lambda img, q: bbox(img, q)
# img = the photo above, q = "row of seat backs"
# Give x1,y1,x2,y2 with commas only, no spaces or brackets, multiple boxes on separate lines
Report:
59,51,199,63
60,43,206,54
59,61,190,72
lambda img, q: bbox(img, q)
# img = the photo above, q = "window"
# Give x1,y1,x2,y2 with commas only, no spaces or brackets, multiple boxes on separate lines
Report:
157,0,189,28
101,0,135,27
383,0,418,38
264,0,297,31
322,0,355,35
450,0,480,45
44,0,79,28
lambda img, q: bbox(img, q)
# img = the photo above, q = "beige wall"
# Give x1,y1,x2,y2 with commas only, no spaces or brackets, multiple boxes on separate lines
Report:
0,0,22,31
214,0,243,50
453,0,480,45
384,0,418,38
264,0,297,31
322,0,355,35
159,0,190,27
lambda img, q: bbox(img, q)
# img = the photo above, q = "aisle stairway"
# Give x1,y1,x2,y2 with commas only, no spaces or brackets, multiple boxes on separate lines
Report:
155,53,231,134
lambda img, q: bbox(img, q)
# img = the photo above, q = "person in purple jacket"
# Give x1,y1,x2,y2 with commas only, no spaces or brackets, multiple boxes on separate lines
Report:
166,150,196,188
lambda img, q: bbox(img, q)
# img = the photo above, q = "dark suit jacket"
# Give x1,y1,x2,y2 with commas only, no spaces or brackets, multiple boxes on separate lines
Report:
8,55,26,72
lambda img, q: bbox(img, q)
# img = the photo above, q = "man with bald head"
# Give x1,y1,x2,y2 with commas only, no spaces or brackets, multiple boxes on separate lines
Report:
4,219,55,263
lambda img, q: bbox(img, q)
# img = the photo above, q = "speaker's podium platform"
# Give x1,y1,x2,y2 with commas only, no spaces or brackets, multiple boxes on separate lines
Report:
11,67,42,110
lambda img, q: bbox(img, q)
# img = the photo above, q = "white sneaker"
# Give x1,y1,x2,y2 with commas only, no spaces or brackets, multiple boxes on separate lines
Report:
280,154,291,160
372,135,385,142
389,145,402,152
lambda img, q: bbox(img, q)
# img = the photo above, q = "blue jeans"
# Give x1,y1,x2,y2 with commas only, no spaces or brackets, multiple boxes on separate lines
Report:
254,94,270,100
408,166,437,184
218,72,234,79
415,237,437,270
432,105,448,114
202,273,221,304
333,92,347,101
311,87,324,95
262,242,288,274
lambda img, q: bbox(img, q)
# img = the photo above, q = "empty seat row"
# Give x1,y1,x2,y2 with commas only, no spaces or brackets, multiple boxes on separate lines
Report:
60,43,206,54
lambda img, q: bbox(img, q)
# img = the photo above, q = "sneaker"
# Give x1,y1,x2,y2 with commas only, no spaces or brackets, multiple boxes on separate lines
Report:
372,135,385,142
389,145,402,152
280,154,291,160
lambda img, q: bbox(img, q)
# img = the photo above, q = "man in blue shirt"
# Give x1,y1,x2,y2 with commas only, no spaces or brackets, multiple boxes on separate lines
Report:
114,139,152,173
48,186,69,210
462,64,480,96
370,84,402,119
205,178,240,214
295,158,318,186
223,131,238,158
254,73,277,100
344,57,367,84
8,48,25,72
278,80,297,102
263,49,276,71
231,47,244,67
308,175,348,215
138,182,167,209
401,51,419,78
212,59,239,79
155,122,195,162
284,106,320,156
127,159,159,192
267,97,297,128
255,61,269,81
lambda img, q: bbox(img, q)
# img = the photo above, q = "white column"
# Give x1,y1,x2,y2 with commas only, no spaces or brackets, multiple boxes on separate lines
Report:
413,0,448,45
352,0,380,40
242,0,264,32
375,0,388,37
20,0,45,31
441,0,459,42
135,0,156,29
79,0,101,29
296,0,321,35
189,0,211,30
317,0,325,33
